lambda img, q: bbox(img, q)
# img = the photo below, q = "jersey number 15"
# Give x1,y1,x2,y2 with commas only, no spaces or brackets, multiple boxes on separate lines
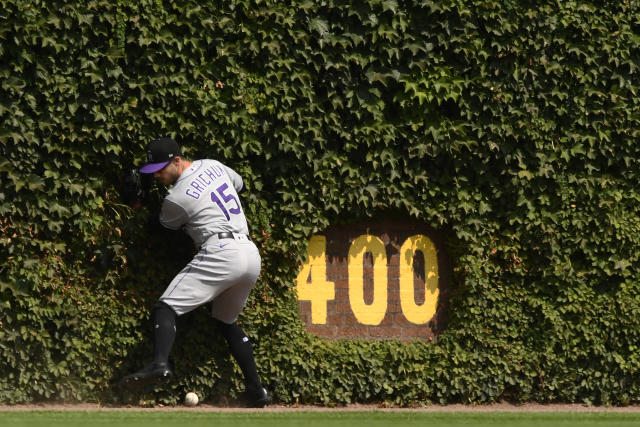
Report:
210,183,241,221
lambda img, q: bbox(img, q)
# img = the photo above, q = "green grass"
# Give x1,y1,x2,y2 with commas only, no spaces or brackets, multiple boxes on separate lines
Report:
1,411,640,427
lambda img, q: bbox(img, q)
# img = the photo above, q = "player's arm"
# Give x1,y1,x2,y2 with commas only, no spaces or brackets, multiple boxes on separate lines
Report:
158,199,188,230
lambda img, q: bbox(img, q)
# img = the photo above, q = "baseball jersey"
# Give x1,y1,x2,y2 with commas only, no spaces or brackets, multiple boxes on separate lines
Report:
159,159,249,247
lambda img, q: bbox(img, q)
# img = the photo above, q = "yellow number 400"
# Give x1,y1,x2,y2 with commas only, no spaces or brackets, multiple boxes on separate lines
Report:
296,234,439,325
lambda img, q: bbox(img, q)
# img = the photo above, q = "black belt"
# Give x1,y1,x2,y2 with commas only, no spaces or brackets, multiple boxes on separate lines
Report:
217,232,251,241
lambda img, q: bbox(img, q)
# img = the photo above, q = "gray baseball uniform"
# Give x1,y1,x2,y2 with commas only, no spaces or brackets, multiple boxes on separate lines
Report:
122,139,270,407
158,159,261,323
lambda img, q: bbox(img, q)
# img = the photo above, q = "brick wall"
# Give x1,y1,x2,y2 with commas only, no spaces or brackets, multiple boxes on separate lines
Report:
297,219,450,340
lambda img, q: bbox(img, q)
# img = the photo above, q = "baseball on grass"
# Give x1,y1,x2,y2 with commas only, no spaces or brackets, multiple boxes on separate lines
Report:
184,392,199,407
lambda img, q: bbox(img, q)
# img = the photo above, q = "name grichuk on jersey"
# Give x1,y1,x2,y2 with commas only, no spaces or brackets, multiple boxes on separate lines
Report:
159,159,249,247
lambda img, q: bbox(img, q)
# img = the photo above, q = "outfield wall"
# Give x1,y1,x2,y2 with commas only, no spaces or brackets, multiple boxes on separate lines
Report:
1,0,639,406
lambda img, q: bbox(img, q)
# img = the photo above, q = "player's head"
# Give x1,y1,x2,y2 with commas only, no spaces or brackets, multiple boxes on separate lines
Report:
139,137,183,185
140,138,180,173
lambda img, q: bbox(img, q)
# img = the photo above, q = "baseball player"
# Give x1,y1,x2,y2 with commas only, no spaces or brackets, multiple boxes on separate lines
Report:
119,137,271,407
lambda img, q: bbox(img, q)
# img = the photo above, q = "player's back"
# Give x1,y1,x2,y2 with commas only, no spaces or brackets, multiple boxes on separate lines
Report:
160,159,249,246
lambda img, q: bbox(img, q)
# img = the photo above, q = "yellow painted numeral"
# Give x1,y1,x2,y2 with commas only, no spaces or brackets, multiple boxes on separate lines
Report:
297,233,440,327
348,235,388,325
296,235,335,324
399,235,439,324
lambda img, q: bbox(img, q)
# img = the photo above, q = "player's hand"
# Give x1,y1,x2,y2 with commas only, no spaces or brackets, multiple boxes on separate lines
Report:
120,167,150,208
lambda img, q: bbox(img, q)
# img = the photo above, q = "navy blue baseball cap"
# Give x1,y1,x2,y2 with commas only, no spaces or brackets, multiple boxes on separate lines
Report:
139,138,181,174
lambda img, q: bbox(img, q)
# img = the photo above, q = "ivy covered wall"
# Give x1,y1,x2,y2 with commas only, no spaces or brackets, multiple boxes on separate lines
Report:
1,0,639,406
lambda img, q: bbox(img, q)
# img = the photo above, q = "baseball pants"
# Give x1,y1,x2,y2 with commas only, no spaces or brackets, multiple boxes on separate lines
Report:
159,233,261,323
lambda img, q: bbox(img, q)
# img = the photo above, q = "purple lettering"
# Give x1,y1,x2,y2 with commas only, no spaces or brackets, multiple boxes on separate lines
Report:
190,181,205,192
204,167,218,181
198,173,212,186
186,188,200,199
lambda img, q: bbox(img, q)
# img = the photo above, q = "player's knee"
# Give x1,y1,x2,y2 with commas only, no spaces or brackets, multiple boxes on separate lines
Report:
152,301,177,323
215,318,244,341
154,300,176,312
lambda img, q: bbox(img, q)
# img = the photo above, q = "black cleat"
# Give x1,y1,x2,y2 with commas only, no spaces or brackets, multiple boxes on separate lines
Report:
119,362,172,391
245,385,272,408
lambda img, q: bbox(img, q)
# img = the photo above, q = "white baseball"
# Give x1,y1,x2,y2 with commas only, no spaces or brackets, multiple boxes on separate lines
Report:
184,392,199,407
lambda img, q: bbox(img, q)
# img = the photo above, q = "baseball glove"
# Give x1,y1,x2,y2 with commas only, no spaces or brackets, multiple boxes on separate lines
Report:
120,167,151,207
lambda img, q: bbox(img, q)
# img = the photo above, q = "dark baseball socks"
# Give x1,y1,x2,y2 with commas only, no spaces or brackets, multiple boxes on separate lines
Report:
151,301,176,366
215,319,262,392
148,306,263,394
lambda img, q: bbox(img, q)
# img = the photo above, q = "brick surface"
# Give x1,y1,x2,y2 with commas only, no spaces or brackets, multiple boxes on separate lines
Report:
297,219,450,341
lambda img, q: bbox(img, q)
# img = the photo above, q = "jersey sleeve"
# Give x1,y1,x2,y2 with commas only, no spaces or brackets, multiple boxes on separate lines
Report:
222,164,245,193
159,198,189,230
